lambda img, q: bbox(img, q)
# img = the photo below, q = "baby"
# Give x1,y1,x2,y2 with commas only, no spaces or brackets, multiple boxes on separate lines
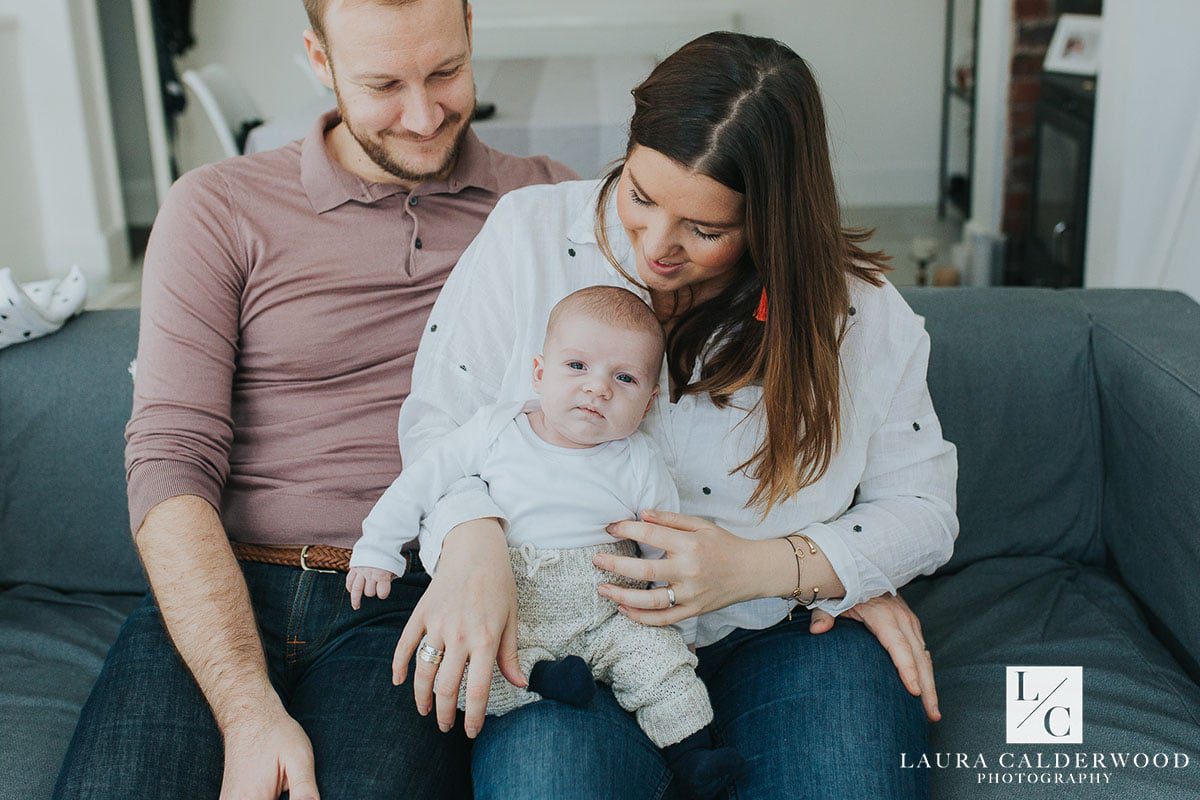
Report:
349,286,742,799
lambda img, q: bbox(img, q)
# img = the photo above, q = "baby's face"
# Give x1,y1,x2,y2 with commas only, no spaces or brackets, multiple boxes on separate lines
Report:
532,315,662,447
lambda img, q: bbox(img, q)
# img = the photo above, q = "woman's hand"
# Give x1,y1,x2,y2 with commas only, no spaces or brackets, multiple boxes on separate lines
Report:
598,510,941,723
391,517,523,739
810,594,942,723
594,510,763,625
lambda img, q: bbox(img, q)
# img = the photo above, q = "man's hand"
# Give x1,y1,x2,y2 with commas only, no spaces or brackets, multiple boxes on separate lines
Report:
346,566,398,610
219,709,320,800
136,496,318,794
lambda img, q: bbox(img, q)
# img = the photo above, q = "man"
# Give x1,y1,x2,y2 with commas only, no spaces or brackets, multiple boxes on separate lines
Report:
52,1,574,797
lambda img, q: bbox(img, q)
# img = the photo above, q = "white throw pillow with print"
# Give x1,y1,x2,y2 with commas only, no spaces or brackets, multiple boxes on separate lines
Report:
0,266,88,350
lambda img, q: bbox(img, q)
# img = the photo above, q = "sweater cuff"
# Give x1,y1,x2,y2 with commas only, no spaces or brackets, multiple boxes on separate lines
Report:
126,460,223,535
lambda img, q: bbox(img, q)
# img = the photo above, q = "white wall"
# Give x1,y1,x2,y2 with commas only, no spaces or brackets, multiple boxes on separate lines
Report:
173,0,946,207
0,15,45,283
98,0,157,226
477,1,946,206
0,0,129,289
968,0,1011,238
174,1,314,171
1087,0,1200,300
740,0,945,206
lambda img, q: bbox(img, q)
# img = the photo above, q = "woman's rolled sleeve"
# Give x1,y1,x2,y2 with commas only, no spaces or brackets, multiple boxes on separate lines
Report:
804,330,959,616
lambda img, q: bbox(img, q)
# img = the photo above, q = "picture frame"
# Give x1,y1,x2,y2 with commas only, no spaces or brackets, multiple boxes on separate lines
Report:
1043,13,1102,76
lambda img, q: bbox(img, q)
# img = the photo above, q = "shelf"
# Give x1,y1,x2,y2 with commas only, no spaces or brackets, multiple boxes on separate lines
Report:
938,0,980,221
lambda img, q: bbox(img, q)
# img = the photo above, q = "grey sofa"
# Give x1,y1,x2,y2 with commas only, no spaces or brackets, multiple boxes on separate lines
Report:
2,289,1198,799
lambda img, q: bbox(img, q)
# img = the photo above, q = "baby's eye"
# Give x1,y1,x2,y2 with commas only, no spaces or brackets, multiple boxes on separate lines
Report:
567,361,585,370
616,373,636,384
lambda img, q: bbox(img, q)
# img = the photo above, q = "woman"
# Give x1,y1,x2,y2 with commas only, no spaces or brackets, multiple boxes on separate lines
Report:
393,32,957,798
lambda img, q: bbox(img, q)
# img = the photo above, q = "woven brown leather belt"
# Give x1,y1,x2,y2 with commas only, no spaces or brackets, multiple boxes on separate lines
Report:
230,542,422,574
230,542,352,573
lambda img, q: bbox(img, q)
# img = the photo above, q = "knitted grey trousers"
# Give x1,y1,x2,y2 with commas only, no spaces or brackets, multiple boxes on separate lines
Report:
457,539,713,748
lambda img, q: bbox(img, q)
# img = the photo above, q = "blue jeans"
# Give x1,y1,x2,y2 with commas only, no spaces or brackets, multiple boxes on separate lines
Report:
55,564,928,799
52,561,472,799
470,610,930,800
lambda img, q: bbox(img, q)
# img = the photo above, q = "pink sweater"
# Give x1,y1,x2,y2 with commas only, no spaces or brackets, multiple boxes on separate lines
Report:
125,112,574,547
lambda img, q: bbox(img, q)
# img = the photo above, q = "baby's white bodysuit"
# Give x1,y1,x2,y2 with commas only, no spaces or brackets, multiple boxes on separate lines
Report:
352,399,679,577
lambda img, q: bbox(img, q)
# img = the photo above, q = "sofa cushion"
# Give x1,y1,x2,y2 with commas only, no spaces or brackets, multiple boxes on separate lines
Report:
902,556,1200,799
0,585,141,800
901,288,1105,569
0,310,146,594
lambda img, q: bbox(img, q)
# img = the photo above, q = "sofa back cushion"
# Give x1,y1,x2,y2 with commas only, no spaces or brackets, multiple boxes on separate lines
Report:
0,310,147,594
901,288,1105,569
0,291,1110,591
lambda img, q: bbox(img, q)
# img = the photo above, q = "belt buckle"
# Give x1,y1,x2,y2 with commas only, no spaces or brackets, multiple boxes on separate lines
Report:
299,545,337,574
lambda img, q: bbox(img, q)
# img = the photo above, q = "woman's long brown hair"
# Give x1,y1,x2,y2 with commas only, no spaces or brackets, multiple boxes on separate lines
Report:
596,32,892,516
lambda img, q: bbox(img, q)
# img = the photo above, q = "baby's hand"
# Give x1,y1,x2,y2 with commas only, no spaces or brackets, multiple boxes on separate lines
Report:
346,566,398,610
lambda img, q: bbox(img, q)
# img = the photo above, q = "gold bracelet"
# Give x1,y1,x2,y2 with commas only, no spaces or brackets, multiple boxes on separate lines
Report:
782,533,821,619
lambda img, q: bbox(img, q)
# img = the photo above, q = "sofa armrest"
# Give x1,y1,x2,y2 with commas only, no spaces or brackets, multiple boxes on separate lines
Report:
1074,289,1200,679
0,310,146,594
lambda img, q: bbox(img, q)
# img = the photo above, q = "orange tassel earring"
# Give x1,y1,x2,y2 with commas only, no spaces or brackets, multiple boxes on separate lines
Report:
754,288,768,322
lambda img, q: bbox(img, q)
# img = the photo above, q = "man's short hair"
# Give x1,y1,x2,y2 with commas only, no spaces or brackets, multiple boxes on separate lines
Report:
546,286,665,362
304,0,469,44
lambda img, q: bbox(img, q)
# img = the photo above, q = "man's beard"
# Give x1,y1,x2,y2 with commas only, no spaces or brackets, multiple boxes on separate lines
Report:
336,93,473,183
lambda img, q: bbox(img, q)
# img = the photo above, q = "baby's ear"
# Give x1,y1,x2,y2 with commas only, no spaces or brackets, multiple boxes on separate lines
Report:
643,384,659,416
531,354,545,391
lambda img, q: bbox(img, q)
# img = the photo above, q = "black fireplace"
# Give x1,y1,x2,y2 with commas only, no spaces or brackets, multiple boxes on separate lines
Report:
1020,73,1096,287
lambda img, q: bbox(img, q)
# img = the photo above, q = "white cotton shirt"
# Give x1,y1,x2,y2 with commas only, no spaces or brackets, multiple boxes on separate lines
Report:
353,399,680,575
400,179,959,648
